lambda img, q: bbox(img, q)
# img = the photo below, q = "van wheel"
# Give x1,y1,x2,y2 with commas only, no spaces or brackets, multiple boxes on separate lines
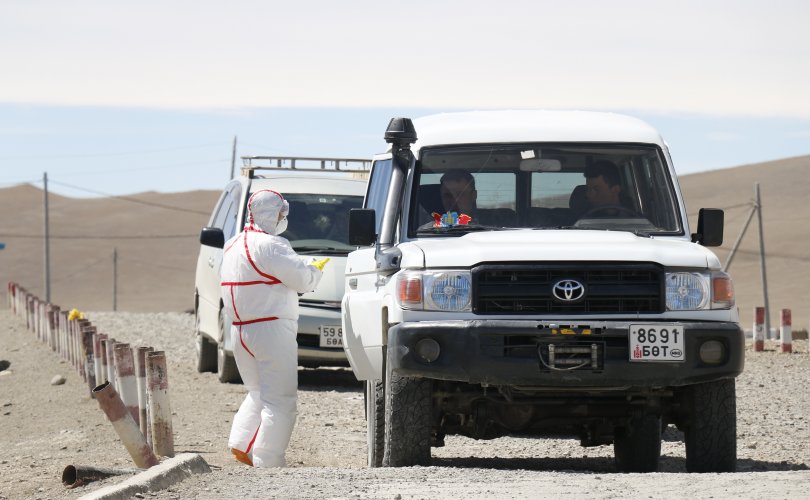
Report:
216,309,241,384
217,345,241,384
614,414,662,472
683,379,737,472
194,310,217,373
366,379,385,467
382,350,432,467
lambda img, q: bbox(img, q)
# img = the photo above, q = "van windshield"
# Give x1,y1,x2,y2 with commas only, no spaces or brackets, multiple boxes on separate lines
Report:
247,192,363,254
410,143,682,237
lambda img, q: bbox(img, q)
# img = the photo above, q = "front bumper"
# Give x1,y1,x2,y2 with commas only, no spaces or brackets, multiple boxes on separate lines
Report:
388,319,744,388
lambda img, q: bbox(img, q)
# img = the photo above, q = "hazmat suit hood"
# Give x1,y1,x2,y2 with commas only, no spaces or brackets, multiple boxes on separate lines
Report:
246,190,290,235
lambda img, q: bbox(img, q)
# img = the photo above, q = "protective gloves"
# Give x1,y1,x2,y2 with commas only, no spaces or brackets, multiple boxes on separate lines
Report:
310,257,330,271
68,308,85,320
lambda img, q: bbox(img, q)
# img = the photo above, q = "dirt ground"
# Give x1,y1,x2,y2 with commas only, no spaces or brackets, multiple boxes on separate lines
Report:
2,307,810,499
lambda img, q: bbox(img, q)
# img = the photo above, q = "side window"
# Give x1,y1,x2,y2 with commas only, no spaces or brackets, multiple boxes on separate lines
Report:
364,159,393,235
222,186,241,240
211,191,232,229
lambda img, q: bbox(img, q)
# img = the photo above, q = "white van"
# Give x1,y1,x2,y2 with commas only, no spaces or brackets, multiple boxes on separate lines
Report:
194,157,368,382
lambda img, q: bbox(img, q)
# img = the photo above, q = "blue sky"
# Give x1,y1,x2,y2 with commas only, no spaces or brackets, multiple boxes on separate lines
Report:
1,0,808,197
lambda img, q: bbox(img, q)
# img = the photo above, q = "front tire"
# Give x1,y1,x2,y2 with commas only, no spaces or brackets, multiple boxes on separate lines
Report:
382,349,432,467
683,379,737,472
614,414,662,472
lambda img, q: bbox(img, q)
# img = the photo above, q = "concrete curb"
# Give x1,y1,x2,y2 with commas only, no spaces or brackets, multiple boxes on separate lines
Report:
78,453,211,500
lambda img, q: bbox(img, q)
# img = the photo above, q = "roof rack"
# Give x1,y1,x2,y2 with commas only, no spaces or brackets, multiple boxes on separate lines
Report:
240,156,371,178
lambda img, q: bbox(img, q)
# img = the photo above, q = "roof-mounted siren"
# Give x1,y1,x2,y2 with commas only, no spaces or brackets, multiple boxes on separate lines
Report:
384,117,417,149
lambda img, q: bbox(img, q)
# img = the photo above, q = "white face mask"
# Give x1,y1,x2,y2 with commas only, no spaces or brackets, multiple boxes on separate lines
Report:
275,216,288,235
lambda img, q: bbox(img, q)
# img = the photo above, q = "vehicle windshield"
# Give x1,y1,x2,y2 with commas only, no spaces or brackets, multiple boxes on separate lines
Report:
409,143,682,237
248,192,363,254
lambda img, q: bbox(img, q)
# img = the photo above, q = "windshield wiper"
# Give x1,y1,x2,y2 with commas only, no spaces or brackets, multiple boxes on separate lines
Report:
544,226,652,237
416,225,508,235
291,246,351,254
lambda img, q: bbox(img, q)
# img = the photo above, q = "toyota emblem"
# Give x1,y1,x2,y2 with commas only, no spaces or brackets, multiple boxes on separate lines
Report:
552,279,586,302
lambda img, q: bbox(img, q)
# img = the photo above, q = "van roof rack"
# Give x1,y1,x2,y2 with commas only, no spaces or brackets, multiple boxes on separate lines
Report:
240,156,371,178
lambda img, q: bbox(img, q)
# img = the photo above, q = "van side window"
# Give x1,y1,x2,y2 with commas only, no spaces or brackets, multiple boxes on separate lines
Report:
364,159,393,235
222,186,241,240
211,191,233,229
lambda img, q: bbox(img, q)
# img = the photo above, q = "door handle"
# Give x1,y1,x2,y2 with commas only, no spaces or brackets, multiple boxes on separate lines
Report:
208,257,215,268
348,278,357,289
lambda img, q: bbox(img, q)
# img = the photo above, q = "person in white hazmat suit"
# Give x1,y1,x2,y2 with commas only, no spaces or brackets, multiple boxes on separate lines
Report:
220,189,329,467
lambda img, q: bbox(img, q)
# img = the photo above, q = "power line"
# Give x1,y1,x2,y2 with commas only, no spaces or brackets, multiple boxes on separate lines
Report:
0,141,230,161
0,233,197,240
46,179,211,215
50,254,112,284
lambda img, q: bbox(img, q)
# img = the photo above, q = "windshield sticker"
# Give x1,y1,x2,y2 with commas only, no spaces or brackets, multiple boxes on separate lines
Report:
432,211,472,228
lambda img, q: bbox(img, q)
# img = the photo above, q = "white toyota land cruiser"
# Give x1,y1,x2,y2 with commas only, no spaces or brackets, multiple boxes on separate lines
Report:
342,111,744,472
195,156,367,382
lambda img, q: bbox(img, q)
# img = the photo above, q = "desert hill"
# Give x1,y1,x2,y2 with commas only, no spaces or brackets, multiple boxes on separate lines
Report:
2,154,809,331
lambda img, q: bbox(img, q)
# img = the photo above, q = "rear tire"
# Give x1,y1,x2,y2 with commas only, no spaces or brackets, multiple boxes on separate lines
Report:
366,379,385,467
614,414,662,473
195,309,217,373
684,379,737,472
216,308,241,384
217,345,241,384
382,349,432,467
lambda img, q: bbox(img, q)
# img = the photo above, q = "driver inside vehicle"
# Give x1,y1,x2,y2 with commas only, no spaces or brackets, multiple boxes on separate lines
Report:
581,160,636,217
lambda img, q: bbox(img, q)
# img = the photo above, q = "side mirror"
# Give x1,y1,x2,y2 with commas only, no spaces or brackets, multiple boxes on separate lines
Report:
692,209,724,247
200,227,225,249
349,208,377,246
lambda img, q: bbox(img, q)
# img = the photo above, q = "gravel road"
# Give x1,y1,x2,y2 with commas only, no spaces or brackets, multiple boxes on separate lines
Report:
2,307,810,499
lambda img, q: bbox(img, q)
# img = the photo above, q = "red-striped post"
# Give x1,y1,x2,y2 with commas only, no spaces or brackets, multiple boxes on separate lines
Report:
105,339,118,391
99,338,110,385
81,329,97,397
93,333,107,385
780,309,792,353
134,346,154,445
92,382,159,469
146,351,174,457
113,344,139,424
753,306,765,352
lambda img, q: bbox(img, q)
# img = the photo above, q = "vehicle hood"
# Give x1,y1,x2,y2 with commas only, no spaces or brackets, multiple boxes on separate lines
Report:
409,230,719,269
300,255,347,304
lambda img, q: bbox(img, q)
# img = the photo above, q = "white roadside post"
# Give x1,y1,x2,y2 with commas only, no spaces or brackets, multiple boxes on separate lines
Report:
780,309,792,353
105,339,118,391
81,328,97,397
754,306,765,352
99,338,110,385
92,382,159,469
93,333,107,385
113,344,140,424
134,346,154,446
146,350,174,457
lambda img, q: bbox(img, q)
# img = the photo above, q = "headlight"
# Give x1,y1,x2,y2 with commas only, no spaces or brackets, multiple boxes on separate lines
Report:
397,270,472,312
665,271,734,310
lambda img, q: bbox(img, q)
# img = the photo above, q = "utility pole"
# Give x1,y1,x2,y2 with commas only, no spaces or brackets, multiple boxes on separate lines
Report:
43,172,51,303
229,136,238,180
113,248,118,311
755,183,771,339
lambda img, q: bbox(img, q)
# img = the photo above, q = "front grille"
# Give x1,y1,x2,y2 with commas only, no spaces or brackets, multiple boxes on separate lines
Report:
473,263,663,314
